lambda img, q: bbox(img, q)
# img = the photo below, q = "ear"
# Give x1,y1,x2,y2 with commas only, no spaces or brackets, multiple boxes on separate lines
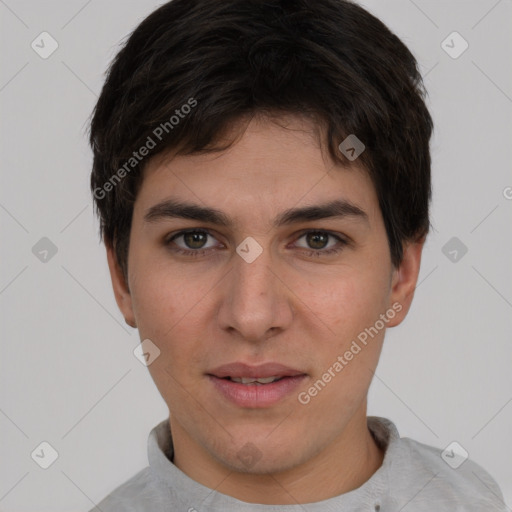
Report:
106,243,137,328
386,238,425,328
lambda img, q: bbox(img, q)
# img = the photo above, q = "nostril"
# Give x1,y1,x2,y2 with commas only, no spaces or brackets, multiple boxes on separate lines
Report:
374,504,380,511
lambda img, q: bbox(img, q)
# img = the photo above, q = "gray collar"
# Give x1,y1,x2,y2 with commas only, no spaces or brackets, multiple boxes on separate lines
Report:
147,416,400,511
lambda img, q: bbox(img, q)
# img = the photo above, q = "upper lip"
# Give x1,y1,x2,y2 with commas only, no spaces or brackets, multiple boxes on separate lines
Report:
208,362,306,379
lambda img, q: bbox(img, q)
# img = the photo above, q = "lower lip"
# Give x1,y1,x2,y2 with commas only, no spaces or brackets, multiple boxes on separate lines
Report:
208,375,307,408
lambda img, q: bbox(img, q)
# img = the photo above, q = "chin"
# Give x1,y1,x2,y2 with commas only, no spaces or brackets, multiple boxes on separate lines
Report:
212,435,306,475
225,451,301,475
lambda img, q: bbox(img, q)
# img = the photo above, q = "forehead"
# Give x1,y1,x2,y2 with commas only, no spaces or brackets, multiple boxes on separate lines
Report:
135,114,379,227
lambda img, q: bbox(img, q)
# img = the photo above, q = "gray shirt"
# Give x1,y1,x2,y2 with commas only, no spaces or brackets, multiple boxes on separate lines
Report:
90,416,507,511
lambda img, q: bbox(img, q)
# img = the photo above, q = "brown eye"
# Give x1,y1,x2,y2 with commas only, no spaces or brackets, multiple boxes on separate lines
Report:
165,229,221,256
182,231,209,249
305,232,329,249
294,230,348,258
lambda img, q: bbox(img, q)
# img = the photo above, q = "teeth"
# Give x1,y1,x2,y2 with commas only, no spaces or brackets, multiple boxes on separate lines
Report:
230,376,281,384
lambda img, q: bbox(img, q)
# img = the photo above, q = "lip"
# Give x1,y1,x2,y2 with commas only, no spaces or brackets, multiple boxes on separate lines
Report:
207,362,307,408
208,362,306,379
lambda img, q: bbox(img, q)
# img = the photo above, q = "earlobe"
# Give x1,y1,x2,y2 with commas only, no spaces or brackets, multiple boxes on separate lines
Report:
106,244,137,328
387,239,425,328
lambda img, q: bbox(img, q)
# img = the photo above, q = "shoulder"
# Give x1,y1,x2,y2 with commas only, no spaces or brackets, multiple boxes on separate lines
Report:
89,466,170,512
391,435,506,511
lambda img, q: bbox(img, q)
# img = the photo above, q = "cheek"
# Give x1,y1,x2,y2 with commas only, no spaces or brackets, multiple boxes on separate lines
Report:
129,254,212,337
305,264,390,336
299,264,390,399
129,259,213,379
133,268,207,407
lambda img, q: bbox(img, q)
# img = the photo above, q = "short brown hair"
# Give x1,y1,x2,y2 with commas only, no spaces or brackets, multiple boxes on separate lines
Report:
89,0,433,281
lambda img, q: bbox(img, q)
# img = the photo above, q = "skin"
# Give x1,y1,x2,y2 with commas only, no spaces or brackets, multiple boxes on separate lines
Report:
106,113,424,505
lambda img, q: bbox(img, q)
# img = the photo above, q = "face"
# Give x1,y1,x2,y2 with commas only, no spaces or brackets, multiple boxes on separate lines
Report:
107,114,423,476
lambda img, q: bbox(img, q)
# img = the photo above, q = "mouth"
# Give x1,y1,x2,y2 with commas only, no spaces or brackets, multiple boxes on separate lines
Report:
207,362,307,408
222,376,286,385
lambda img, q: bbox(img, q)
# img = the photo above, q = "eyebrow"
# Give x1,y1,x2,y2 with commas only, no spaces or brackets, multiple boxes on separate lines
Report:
143,197,369,228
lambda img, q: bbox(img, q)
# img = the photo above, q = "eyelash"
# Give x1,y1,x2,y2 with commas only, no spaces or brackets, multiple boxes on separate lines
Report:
164,229,349,259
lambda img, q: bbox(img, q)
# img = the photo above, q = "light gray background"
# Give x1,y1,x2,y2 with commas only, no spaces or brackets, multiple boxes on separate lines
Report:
1,0,511,510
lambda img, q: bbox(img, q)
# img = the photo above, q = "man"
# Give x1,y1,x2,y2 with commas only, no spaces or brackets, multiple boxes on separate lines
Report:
88,0,506,510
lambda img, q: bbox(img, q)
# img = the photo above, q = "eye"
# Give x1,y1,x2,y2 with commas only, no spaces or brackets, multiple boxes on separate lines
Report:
165,229,221,257
293,231,348,257
164,229,348,258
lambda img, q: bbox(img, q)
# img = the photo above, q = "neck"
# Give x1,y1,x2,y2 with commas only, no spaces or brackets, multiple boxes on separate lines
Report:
170,406,385,505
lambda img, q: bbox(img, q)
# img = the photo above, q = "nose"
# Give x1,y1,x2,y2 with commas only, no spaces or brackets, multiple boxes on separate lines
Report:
217,240,293,344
